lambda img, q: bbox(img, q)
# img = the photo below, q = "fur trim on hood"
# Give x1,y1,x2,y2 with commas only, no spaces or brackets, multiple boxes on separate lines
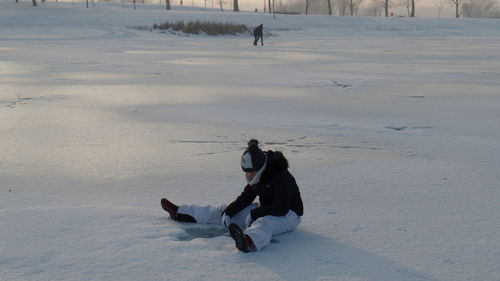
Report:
260,150,289,184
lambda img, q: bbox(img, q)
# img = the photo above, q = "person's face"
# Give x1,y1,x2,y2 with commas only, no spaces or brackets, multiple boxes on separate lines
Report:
245,171,257,182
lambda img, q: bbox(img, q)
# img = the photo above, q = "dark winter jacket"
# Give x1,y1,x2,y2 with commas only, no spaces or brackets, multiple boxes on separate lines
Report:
224,150,304,220
253,24,263,37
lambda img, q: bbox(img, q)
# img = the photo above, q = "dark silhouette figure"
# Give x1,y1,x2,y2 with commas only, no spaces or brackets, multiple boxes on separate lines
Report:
253,24,263,46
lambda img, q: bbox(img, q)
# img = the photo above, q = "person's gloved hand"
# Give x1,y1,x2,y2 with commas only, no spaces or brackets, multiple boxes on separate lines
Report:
221,213,231,230
244,214,254,229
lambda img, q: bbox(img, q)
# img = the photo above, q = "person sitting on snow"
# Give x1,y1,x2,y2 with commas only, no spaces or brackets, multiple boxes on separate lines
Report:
161,139,304,252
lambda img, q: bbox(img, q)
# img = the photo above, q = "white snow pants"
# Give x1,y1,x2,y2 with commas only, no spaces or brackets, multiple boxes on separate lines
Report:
178,203,301,251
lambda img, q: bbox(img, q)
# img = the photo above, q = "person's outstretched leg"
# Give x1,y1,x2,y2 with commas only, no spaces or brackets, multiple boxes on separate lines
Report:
161,198,196,223
177,203,227,224
244,210,301,251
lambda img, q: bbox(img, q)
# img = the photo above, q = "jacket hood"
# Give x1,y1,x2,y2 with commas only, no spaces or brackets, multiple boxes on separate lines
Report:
260,150,289,184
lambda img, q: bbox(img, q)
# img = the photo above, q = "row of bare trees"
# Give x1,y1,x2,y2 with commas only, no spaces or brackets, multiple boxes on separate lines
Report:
21,0,500,18
460,0,499,17
266,0,430,17
433,0,499,18
276,0,499,17
26,0,95,8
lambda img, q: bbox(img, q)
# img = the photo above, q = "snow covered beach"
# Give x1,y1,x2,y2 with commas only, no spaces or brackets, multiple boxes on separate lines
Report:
1,2,500,280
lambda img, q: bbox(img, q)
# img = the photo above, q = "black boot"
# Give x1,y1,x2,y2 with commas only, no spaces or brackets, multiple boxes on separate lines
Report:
229,224,256,252
161,198,196,223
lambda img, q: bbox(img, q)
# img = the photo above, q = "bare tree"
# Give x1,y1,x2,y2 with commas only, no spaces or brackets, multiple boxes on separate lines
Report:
449,0,463,17
217,0,226,10
436,0,445,17
461,0,498,17
274,0,290,11
349,0,363,15
326,0,333,14
372,0,391,16
401,0,415,16
364,0,384,16
402,0,410,16
336,0,349,15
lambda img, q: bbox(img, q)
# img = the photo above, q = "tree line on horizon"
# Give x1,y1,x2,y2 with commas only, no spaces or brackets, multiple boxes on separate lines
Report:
17,0,500,18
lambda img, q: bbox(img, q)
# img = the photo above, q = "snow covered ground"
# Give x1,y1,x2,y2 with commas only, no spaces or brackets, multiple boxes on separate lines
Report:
1,2,500,281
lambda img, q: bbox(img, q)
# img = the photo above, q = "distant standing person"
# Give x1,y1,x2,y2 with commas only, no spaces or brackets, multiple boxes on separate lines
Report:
253,24,263,46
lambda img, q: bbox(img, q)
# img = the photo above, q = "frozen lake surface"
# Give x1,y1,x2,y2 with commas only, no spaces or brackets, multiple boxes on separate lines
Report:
1,2,500,281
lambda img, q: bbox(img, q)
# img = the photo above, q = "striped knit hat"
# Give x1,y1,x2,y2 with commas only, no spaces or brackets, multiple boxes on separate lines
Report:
241,139,266,172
